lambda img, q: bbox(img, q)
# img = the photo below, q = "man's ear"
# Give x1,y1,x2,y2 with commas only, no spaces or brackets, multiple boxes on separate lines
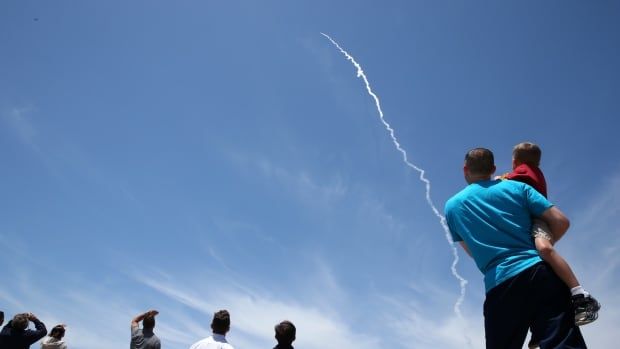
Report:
463,165,470,183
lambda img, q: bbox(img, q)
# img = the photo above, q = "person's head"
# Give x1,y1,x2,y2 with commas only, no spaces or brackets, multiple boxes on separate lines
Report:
143,314,156,330
11,314,29,331
274,320,296,346
211,310,230,335
0,311,4,326
49,325,66,339
512,142,542,168
464,148,495,183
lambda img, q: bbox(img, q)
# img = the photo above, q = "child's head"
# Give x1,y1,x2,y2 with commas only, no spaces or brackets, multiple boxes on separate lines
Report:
512,142,542,168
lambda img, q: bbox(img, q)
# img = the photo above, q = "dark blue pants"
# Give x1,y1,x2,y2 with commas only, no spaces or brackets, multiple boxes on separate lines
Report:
484,262,587,349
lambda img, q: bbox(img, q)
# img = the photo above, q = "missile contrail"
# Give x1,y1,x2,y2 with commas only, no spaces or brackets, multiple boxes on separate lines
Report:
320,32,469,321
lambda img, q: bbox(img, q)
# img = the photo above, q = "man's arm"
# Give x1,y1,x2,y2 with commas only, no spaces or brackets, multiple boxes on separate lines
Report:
539,206,570,242
25,313,47,344
131,310,159,328
131,313,145,328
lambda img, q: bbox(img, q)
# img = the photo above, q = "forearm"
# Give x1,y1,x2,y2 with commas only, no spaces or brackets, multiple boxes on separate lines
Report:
28,319,47,342
132,310,158,326
540,206,570,242
132,313,146,326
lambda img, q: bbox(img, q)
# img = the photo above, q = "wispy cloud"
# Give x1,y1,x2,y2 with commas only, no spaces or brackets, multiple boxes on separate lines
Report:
558,171,620,348
255,156,348,206
1,105,147,216
134,269,382,349
377,280,484,349
2,106,40,152
225,149,348,209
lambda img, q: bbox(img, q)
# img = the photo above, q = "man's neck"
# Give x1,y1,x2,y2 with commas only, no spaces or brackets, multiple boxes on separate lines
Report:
467,175,492,184
212,333,227,341
274,344,294,349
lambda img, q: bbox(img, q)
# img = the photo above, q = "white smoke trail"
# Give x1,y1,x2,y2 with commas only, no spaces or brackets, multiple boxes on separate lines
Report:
320,33,469,321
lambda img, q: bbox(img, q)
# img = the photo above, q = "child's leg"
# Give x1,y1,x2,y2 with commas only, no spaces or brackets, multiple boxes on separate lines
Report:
532,219,601,326
532,219,580,289
534,236,580,289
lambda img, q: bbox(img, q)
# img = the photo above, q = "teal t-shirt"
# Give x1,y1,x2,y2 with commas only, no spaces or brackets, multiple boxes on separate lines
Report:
445,179,553,292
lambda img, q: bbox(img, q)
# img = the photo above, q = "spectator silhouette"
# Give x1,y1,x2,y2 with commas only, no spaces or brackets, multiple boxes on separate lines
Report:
189,310,234,349
0,311,4,327
41,324,67,349
131,310,161,349
0,312,47,349
274,321,296,349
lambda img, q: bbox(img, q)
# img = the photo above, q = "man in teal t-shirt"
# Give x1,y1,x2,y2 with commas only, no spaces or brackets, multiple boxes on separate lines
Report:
444,148,586,349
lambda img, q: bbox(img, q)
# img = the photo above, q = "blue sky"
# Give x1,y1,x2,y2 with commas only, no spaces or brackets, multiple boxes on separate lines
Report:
1,1,619,348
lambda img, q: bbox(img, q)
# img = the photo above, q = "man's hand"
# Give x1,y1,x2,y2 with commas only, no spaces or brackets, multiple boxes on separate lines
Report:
132,309,159,327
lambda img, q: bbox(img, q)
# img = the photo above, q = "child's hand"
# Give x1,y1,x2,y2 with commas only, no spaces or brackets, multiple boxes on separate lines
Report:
494,173,510,180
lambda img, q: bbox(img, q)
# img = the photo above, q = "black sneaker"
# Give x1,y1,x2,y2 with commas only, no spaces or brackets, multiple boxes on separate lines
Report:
572,294,601,326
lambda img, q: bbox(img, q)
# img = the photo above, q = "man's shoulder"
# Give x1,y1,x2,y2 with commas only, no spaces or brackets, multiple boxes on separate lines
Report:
190,337,213,348
446,181,527,206
149,333,161,344
131,327,144,339
497,178,529,189
0,326,9,335
146,334,162,349
446,185,471,207
445,183,483,208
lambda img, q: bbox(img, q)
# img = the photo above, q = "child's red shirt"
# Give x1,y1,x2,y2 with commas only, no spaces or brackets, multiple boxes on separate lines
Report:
505,163,548,198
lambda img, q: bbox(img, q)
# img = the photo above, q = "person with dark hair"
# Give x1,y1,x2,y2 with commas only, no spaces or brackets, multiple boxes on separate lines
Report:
41,324,67,349
445,147,588,348
274,321,296,349
0,312,47,349
189,310,234,349
131,310,160,349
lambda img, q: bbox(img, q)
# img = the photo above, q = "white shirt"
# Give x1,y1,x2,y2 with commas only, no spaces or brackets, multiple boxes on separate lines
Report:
189,334,234,349
41,336,68,349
